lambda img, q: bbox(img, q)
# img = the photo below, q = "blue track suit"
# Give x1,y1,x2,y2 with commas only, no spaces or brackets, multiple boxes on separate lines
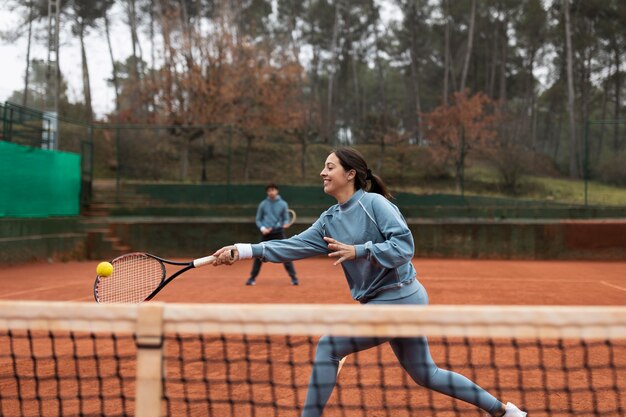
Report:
247,190,502,417
255,195,290,232
250,195,297,282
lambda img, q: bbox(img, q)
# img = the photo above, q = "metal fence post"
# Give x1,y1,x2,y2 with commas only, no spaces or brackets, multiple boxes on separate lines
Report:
227,125,233,186
584,120,589,207
80,126,94,209
115,127,121,204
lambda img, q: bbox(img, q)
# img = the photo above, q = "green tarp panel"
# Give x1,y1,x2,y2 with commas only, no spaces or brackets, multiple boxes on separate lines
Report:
0,141,81,217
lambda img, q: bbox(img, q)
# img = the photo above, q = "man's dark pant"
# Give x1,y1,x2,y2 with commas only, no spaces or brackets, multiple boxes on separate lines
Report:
248,230,297,282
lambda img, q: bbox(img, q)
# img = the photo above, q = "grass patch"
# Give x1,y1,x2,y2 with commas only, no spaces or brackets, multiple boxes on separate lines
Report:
525,176,626,206
396,163,626,207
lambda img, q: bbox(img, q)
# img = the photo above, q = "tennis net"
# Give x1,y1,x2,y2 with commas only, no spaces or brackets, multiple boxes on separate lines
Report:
0,301,625,416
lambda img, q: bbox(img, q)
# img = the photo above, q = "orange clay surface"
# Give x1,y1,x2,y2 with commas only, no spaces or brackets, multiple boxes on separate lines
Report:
0,257,624,305
0,257,625,417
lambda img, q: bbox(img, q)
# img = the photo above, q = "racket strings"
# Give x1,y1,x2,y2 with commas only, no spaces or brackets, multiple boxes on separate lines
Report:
98,254,164,303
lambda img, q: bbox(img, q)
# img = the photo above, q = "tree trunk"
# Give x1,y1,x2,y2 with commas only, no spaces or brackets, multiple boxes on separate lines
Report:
459,0,476,92
180,139,189,181
326,2,341,144
307,0,322,138
596,66,610,163
127,0,144,118
150,1,155,68
22,1,34,107
612,40,621,151
563,0,578,178
104,10,120,114
456,141,465,194
78,21,93,122
243,134,253,182
499,11,508,101
350,38,360,131
580,47,593,174
343,9,360,130
374,24,386,170
442,0,450,104
527,49,537,151
300,134,307,179
311,44,321,132
158,0,174,116
488,15,499,98
408,3,423,143
541,100,555,154
179,0,194,64
552,114,562,161
148,0,158,117
178,0,195,120
127,0,143,79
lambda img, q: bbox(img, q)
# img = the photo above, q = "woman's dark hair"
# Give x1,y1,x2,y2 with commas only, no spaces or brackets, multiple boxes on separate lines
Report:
333,148,392,199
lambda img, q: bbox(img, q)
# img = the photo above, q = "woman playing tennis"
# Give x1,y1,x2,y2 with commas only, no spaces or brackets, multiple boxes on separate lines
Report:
212,148,526,417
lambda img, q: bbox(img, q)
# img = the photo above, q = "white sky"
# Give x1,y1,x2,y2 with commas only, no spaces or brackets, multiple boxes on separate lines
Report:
0,3,136,118
0,2,556,120
0,2,407,120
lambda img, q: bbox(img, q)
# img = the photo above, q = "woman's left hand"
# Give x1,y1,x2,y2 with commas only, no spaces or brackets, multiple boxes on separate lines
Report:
324,237,356,265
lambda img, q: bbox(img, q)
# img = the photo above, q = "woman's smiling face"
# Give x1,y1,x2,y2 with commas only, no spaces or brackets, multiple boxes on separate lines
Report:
320,153,354,201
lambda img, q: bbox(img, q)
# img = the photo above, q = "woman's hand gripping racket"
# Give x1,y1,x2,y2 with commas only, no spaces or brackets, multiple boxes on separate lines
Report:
93,252,231,304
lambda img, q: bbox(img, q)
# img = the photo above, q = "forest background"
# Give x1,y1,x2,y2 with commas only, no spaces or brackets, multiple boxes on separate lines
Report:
1,0,625,203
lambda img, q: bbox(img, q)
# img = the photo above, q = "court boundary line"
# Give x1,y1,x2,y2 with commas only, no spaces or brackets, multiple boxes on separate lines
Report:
0,282,86,298
423,276,601,283
600,280,626,292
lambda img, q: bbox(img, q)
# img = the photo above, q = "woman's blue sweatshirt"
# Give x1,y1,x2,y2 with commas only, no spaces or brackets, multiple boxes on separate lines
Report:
250,189,419,302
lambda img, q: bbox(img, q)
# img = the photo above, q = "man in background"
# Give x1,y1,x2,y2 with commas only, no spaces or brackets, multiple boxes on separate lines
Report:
245,183,299,286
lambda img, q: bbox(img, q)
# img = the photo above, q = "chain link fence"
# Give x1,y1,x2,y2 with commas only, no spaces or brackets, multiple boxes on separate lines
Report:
94,124,433,186
2,102,625,210
583,120,626,205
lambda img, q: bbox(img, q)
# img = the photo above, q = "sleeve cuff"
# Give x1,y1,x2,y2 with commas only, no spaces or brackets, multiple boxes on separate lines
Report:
235,243,253,259
354,242,371,258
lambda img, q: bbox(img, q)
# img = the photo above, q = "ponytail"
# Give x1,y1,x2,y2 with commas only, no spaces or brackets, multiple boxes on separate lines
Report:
367,172,392,200
333,148,393,200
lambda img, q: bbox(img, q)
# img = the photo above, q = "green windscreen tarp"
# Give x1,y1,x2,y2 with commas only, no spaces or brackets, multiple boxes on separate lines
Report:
0,141,81,217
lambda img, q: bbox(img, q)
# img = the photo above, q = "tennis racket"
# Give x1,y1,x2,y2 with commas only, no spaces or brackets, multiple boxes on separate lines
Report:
94,252,227,304
286,209,297,227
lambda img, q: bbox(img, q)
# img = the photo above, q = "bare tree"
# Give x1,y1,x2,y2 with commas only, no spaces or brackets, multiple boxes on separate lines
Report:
459,0,476,92
22,1,35,107
423,91,499,192
563,0,578,178
325,1,341,144
442,0,450,104
499,6,509,101
103,7,120,114
488,10,499,98
610,36,621,151
78,20,93,121
125,0,145,118
406,1,424,142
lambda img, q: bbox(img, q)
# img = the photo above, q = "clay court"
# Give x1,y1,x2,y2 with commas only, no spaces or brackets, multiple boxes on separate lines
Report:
1,257,624,306
1,257,625,416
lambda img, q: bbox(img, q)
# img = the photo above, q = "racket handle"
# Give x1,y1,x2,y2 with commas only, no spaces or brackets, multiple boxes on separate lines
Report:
193,255,216,268
193,250,235,268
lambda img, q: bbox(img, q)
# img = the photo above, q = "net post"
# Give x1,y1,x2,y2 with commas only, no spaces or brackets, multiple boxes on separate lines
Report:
135,302,165,417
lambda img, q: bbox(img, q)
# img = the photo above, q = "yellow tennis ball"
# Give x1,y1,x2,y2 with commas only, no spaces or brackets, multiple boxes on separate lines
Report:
97,261,113,277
